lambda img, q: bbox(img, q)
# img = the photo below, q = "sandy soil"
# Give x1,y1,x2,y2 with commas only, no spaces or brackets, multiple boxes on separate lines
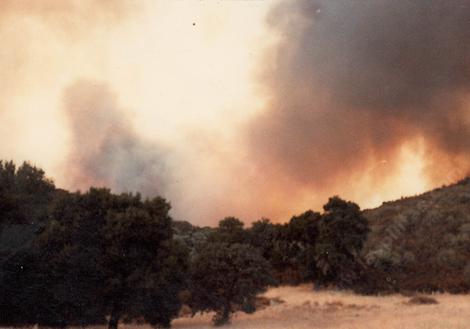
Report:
169,285,470,329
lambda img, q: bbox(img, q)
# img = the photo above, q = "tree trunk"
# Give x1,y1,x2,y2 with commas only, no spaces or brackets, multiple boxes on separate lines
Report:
222,305,230,322
108,305,121,329
108,316,119,329
213,304,231,326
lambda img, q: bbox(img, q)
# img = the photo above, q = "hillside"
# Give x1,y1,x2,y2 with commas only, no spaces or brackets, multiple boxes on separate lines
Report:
363,178,470,292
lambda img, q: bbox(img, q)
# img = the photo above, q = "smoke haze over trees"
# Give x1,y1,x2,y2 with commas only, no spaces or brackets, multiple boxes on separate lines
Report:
63,80,170,198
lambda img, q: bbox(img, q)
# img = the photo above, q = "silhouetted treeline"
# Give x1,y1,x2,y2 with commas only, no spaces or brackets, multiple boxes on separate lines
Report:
2,160,427,328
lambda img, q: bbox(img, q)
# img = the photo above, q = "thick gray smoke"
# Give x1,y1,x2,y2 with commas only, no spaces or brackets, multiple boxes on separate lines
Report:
63,80,169,197
248,0,470,189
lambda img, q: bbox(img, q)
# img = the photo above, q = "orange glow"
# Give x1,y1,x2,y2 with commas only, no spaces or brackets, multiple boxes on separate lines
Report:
1,1,469,225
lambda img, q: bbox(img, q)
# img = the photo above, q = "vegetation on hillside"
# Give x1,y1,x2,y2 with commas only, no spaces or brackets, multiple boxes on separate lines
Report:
363,178,470,293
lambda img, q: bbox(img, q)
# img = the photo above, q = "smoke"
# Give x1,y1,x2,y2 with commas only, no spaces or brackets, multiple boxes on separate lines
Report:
59,1,470,222
0,0,275,224
0,1,134,26
0,0,139,167
3,0,470,224
63,80,169,197
247,0,470,205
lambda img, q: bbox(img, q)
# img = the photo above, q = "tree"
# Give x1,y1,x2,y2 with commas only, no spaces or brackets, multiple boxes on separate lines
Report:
39,189,188,329
0,160,55,225
173,221,214,260
189,243,273,326
314,197,369,287
247,214,321,284
37,189,119,327
286,210,320,245
285,210,321,282
248,218,278,260
101,200,188,329
208,217,248,245
0,161,59,327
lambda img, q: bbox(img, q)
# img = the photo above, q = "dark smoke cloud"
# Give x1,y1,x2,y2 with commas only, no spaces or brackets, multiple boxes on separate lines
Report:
248,0,470,191
63,80,169,197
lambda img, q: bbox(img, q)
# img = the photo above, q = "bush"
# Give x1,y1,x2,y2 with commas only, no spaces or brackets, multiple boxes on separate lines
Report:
407,296,438,305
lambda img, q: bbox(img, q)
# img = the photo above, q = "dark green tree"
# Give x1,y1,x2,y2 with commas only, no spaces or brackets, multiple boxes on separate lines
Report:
38,189,188,329
285,210,321,282
0,160,55,225
208,217,248,245
0,161,59,326
314,197,369,287
36,189,120,326
248,218,278,260
247,219,300,283
102,200,188,329
173,221,214,259
286,210,320,245
189,243,273,326
248,213,320,284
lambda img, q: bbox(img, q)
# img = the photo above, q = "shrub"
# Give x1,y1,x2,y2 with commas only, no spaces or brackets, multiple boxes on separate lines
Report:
407,296,438,305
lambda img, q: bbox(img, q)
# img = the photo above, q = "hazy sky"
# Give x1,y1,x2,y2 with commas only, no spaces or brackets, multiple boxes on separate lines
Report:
2,1,469,225
0,1,279,224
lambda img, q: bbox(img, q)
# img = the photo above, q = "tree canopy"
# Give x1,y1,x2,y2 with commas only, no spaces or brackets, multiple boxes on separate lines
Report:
0,161,55,225
314,197,370,287
189,242,273,325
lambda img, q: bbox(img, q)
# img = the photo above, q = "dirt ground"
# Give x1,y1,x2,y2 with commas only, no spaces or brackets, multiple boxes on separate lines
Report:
169,284,470,329
57,284,470,329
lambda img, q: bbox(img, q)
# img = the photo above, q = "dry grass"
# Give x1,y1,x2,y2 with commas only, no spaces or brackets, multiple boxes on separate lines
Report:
62,285,470,329
170,285,470,329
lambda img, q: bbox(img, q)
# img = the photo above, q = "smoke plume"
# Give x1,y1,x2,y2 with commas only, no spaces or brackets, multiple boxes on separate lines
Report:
247,0,470,205
63,80,169,197
3,0,470,224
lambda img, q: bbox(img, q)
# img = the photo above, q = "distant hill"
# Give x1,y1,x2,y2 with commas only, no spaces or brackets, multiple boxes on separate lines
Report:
362,178,470,292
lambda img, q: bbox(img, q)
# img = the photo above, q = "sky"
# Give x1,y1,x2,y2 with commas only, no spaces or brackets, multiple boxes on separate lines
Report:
1,0,469,225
